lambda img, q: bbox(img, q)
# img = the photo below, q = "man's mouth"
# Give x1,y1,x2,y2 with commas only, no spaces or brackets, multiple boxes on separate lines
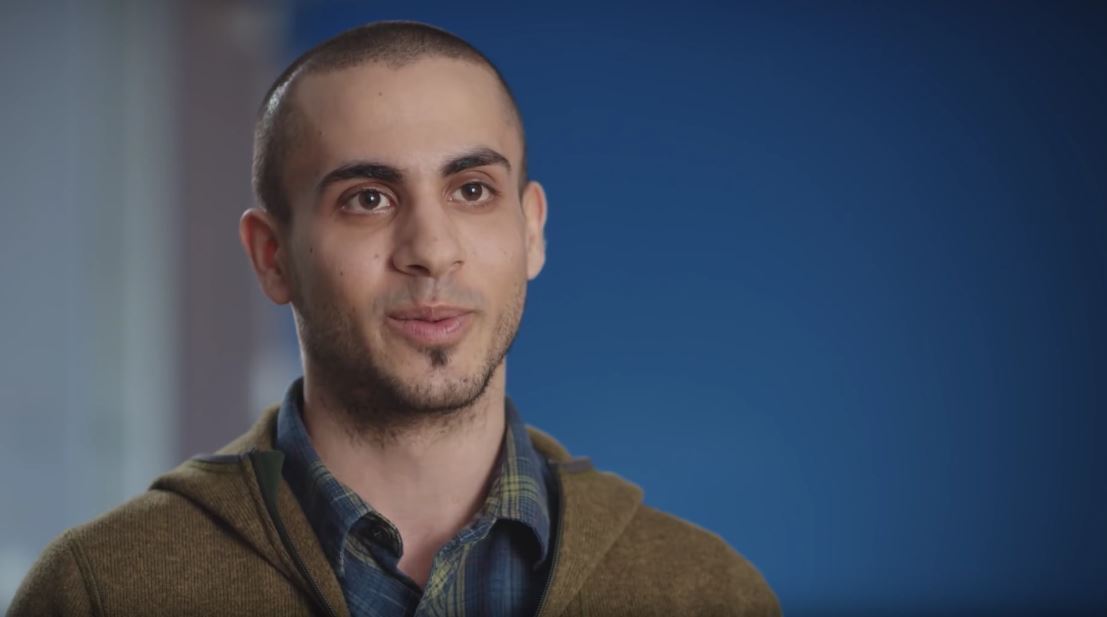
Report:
387,305,471,321
386,305,474,345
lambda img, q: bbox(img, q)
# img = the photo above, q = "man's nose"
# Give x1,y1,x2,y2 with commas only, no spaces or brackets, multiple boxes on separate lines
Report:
390,196,464,279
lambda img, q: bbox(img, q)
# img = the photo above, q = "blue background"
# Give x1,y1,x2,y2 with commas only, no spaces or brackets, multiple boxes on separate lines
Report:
287,2,1106,614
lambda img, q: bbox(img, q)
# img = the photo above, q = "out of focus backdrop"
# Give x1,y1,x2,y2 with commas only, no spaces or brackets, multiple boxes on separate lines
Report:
2,1,1105,614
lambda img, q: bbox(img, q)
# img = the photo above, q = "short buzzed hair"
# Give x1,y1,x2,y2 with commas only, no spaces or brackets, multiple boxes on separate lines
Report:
252,21,526,224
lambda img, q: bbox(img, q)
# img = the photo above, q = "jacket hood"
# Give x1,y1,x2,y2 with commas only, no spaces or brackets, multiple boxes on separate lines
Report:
150,404,645,617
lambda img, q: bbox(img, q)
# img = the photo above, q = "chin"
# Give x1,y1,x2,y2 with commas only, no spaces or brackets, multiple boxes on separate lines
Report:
387,375,489,413
398,353,500,407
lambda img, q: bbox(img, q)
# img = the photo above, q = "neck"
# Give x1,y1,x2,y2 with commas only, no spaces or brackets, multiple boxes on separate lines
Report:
299,364,508,539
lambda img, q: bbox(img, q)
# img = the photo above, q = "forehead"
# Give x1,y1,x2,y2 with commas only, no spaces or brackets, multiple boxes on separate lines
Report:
290,57,520,176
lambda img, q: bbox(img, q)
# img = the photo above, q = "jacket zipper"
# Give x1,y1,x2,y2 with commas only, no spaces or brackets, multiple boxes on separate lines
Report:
533,464,566,617
249,451,340,617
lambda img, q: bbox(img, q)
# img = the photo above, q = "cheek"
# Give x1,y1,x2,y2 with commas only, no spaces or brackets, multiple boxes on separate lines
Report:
463,209,527,260
463,222,526,278
467,237,529,314
297,228,388,308
324,249,386,302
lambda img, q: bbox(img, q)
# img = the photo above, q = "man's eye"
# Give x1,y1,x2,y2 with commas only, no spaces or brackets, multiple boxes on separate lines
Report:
451,182,494,205
343,189,394,213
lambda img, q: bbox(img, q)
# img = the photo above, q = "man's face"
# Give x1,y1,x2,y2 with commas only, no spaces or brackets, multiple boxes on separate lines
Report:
276,57,545,425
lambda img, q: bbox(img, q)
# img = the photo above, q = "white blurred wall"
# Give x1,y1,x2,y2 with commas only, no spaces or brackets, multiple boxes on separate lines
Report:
0,1,294,608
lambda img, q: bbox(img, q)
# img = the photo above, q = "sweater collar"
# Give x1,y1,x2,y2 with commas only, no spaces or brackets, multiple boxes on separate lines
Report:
152,398,643,617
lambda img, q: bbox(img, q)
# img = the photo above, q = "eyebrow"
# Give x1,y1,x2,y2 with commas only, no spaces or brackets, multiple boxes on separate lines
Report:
440,147,511,177
315,147,511,197
316,162,403,196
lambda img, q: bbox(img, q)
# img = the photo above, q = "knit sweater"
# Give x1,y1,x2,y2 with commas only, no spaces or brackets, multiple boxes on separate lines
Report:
10,405,781,616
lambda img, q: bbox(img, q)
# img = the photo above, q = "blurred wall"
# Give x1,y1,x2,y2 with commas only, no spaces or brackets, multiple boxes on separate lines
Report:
1,0,176,604
0,0,291,608
174,0,288,463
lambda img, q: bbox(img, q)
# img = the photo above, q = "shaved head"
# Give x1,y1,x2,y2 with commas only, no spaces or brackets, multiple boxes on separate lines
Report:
252,21,526,224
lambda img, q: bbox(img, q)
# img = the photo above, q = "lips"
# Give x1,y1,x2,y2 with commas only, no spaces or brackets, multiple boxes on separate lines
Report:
387,305,471,321
386,305,474,346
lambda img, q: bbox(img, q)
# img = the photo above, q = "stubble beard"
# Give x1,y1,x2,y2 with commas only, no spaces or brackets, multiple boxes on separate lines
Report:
292,278,526,445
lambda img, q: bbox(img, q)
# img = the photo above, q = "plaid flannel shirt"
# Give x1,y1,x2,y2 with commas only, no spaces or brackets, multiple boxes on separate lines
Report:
275,380,555,617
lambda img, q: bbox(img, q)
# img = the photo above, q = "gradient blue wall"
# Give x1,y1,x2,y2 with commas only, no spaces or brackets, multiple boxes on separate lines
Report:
287,2,1107,614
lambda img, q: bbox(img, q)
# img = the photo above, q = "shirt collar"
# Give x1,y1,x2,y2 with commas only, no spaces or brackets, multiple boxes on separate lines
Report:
274,378,552,573
483,396,553,563
275,380,372,574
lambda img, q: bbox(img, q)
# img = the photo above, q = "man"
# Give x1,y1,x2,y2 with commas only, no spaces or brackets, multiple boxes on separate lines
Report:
12,21,779,616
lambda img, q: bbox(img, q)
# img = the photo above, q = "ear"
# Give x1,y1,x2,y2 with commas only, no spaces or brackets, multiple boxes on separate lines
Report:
239,208,293,305
521,180,548,280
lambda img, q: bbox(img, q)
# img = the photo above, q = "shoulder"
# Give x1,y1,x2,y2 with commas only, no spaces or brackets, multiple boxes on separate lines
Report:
62,487,230,558
7,527,95,616
10,483,302,615
566,469,783,611
590,501,781,616
530,426,780,614
32,488,208,556
8,490,203,615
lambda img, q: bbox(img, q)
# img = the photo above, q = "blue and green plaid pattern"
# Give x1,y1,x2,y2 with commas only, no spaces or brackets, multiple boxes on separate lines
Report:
275,380,554,617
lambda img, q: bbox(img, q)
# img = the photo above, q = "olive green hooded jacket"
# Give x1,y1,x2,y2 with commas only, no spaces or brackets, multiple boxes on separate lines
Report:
10,406,780,616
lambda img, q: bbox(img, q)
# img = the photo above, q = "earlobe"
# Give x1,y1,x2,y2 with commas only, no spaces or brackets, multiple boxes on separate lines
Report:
521,180,548,280
238,208,293,305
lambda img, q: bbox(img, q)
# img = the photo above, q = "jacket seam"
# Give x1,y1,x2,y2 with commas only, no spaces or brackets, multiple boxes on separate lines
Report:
248,452,340,617
235,455,313,598
65,529,106,617
187,459,246,473
190,453,243,465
